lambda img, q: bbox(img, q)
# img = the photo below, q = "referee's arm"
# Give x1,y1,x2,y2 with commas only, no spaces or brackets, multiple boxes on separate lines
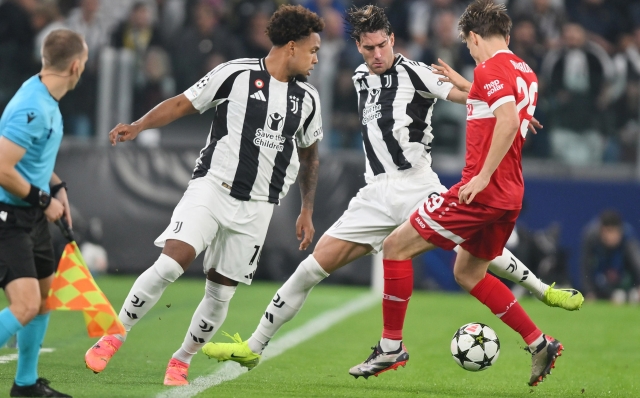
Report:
49,172,72,227
0,137,64,221
0,137,33,198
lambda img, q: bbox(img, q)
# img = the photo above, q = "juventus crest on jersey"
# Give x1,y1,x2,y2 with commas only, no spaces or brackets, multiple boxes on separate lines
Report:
184,58,323,204
352,54,454,181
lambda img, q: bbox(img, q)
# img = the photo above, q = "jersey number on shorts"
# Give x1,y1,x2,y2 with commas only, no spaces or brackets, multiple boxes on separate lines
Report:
249,245,261,266
426,195,445,213
515,76,538,139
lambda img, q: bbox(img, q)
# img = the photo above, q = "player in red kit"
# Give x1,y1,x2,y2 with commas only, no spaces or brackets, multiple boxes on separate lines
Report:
350,0,563,387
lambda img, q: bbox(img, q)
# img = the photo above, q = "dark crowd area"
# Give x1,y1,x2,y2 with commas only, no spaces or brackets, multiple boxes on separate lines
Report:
2,0,640,164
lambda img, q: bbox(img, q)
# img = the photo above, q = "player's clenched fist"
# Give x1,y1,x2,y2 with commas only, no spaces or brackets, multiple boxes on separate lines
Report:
109,123,142,146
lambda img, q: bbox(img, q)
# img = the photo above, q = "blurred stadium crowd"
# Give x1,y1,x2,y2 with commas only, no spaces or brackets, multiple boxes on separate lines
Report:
2,0,640,164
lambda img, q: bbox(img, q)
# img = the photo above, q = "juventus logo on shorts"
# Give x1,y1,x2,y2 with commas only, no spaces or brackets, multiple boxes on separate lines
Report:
173,221,183,233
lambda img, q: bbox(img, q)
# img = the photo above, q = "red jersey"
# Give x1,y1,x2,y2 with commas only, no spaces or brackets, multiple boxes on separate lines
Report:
451,51,538,210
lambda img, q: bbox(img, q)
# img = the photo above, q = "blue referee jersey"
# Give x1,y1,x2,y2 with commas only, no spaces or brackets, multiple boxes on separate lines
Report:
0,75,63,206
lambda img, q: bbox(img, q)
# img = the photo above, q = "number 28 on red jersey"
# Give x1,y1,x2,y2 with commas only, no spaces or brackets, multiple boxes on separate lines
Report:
466,51,538,137
461,51,539,210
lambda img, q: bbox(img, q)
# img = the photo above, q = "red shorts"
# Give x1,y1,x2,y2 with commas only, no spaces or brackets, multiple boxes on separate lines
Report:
409,190,520,261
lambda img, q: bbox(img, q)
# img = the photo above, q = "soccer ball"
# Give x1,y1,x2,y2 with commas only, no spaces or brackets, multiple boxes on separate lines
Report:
450,322,500,371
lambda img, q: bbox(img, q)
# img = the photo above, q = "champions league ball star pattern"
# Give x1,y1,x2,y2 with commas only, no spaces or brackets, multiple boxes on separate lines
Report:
450,323,501,371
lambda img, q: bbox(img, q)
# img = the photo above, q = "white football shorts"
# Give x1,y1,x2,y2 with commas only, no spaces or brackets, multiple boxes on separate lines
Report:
325,166,447,253
155,177,274,285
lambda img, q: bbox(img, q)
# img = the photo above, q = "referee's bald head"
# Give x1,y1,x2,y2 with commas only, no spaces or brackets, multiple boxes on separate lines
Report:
42,29,86,71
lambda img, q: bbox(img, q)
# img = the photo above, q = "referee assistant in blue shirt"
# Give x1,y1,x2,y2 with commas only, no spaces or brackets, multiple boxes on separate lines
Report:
0,29,87,398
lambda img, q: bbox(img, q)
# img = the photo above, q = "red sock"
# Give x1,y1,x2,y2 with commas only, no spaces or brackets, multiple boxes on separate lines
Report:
382,259,413,340
469,274,541,345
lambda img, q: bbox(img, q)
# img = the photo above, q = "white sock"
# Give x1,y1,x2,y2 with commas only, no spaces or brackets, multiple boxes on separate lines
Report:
248,255,328,354
118,254,184,332
172,280,236,364
380,338,401,352
485,247,549,300
528,333,546,352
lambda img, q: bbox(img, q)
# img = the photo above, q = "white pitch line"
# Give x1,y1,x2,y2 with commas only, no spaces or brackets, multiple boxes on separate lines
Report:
157,292,378,398
0,348,55,364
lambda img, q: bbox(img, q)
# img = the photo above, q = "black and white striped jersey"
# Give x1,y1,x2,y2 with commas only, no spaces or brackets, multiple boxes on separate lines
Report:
352,54,454,181
185,58,323,204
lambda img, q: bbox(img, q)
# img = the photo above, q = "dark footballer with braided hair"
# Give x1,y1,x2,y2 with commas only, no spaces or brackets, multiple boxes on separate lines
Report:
202,1,581,384
84,5,326,386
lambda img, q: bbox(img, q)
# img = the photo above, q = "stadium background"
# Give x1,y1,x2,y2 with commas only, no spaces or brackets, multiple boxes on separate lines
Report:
2,0,640,292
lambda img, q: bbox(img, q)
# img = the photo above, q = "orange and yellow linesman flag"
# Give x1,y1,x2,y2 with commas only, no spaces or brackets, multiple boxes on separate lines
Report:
46,219,126,338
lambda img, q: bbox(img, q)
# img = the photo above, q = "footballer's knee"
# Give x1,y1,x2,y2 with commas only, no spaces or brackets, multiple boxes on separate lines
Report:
5,278,41,324
162,239,196,271
312,235,370,273
206,269,239,287
382,230,403,260
11,298,40,325
453,267,485,292
453,268,466,289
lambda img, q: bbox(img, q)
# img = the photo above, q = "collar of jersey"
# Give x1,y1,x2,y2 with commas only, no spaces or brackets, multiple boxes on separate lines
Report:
36,74,59,103
491,50,514,58
393,53,404,66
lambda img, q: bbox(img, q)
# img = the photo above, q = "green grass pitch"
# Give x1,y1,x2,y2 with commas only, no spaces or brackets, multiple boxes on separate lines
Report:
0,275,638,397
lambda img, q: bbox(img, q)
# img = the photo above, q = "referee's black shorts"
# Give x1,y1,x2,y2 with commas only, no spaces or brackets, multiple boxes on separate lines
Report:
0,202,56,289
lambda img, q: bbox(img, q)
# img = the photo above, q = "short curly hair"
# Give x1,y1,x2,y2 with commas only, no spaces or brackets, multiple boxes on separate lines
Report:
266,5,324,47
345,5,392,43
458,0,512,41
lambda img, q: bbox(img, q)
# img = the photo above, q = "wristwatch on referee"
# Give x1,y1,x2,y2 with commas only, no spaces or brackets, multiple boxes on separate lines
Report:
23,184,51,209
37,190,51,208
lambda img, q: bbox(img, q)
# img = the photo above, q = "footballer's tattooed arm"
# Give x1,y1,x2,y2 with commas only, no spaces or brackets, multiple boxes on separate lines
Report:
298,141,319,210
296,141,319,250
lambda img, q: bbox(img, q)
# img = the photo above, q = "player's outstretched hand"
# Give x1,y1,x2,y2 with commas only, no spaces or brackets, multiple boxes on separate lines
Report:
296,208,315,251
431,58,472,92
109,123,142,146
528,117,543,135
44,197,65,223
458,174,489,205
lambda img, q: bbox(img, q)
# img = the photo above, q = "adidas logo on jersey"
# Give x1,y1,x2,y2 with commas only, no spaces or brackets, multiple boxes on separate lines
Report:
250,91,266,101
